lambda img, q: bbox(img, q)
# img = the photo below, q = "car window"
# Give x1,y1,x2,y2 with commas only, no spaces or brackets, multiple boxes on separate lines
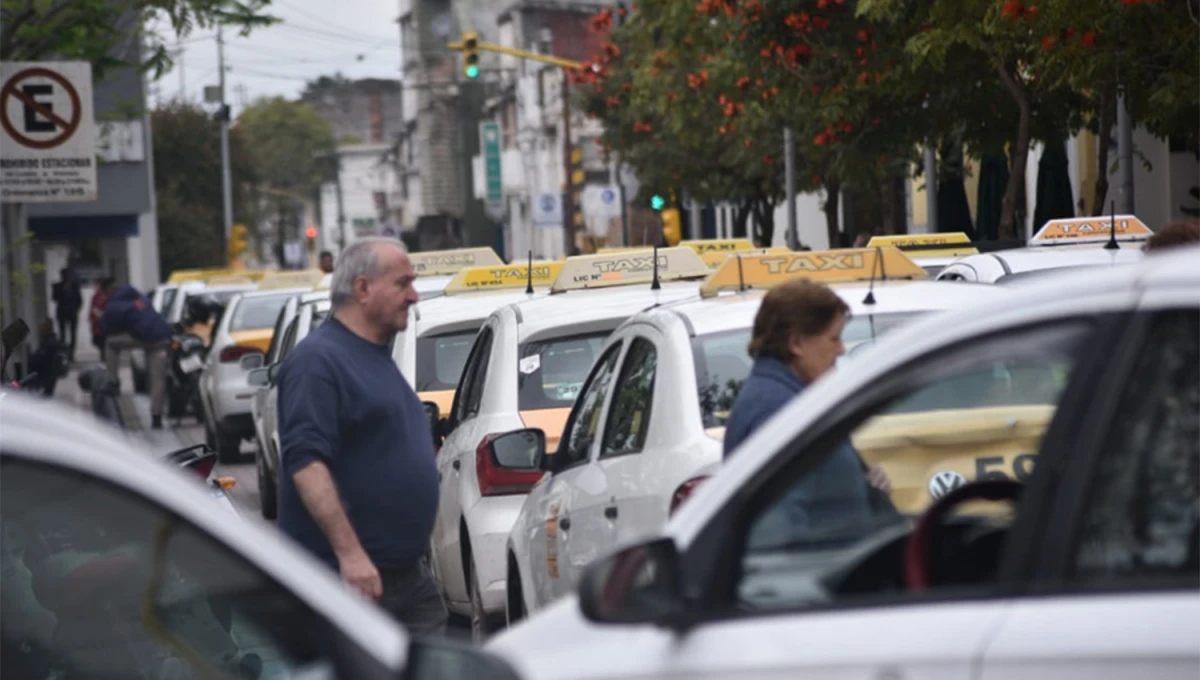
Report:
417,330,478,391
159,288,178,315
276,318,300,363
230,295,292,332
601,338,658,457
453,329,493,423
0,458,359,679
733,320,1093,614
556,345,623,468
1072,309,1199,587
265,304,292,365
517,332,609,410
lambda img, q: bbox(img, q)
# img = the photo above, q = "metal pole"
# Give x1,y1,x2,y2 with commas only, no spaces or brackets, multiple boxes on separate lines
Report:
685,191,701,239
784,126,796,249
923,141,938,233
561,72,574,255
1117,91,1135,214
334,153,347,252
218,26,233,244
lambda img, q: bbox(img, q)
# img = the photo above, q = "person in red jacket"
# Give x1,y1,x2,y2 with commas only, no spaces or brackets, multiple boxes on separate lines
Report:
89,277,114,360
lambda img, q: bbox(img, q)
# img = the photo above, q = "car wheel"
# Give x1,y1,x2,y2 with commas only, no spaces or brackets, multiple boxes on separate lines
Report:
216,427,241,464
256,445,278,520
468,557,500,643
505,560,526,628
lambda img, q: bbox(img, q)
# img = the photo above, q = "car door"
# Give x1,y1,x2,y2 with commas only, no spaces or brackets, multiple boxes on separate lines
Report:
609,313,1115,680
526,342,624,608
0,456,395,680
263,316,301,475
253,300,295,454
432,325,494,606
979,304,1199,680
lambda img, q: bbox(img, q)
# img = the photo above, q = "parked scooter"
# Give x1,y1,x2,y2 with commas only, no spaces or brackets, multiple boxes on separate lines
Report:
167,295,221,420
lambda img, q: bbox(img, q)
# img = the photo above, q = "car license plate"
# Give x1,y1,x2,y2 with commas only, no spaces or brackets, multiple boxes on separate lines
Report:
180,354,204,374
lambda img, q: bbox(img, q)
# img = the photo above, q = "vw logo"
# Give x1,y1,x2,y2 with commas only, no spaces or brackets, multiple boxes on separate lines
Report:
928,470,967,499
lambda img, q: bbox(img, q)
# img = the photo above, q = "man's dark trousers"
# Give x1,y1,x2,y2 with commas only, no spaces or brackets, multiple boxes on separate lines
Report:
56,313,77,360
378,558,448,636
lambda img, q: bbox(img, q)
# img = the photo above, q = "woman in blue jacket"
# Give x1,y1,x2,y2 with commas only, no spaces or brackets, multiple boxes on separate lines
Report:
724,279,891,543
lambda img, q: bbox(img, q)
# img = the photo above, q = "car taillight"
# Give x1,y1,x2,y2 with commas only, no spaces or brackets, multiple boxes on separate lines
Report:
219,345,261,363
186,455,217,481
669,475,710,516
476,435,543,497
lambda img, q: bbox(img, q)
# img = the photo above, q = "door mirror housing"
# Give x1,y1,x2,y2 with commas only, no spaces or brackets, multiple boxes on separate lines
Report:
487,428,546,470
402,637,522,680
578,537,688,628
240,352,265,370
248,367,270,388
421,401,443,445
266,362,281,385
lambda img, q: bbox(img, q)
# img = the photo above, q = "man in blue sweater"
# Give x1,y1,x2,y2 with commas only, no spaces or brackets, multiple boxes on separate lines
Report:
277,237,445,635
101,285,173,429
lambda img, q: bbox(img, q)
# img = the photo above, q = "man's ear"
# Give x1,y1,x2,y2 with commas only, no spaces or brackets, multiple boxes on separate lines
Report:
352,275,370,302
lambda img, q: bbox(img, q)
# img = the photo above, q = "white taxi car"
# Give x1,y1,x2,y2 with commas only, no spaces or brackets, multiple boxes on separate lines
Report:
430,248,713,640
0,393,524,680
198,288,307,462
501,248,1011,623
396,261,562,422
488,245,1199,680
936,215,1149,284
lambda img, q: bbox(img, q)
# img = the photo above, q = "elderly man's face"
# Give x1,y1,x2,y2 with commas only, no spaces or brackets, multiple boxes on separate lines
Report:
360,245,418,334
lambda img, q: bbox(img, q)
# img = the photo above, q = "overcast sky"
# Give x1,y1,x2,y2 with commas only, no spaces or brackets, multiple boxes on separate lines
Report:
151,0,403,115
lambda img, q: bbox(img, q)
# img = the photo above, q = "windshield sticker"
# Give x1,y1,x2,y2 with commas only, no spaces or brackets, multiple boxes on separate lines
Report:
519,355,541,375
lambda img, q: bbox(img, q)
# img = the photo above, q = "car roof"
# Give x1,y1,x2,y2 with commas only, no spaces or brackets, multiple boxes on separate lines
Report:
232,287,311,302
666,244,1200,543
943,244,1143,279
509,281,701,341
414,290,547,337
660,279,1007,337
0,392,408,667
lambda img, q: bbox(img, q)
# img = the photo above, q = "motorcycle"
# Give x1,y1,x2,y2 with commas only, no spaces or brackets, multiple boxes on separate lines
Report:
167,328,207,420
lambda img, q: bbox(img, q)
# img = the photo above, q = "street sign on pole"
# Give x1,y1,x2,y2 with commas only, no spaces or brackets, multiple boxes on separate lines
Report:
0,61,97,202
480,121,503,212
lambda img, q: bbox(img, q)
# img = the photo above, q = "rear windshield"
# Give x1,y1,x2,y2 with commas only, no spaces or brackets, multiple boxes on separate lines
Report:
517,332,609,410
158,288,178,314
693,311,927,428
416,330,478,391
229,295,292,332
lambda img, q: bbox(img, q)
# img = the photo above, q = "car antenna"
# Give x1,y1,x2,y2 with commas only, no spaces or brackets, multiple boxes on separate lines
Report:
525,249,534,294
736,253,746,293
1104,201,1120,250
862,246,882,305
651,245,662,291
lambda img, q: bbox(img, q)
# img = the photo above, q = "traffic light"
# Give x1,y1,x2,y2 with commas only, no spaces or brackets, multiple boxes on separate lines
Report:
228,223,249,264
650,194,666,211
661,208,682,246
463,32,480,79
305,225,317,253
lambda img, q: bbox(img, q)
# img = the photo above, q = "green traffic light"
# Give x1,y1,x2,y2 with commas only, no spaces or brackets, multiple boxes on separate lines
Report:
466,64,479,78
650,195,665,210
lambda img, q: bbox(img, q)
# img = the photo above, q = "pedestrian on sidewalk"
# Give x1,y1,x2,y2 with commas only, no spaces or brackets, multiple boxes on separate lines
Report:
51,267,83,361
89,277,115,361
276,237,446,635
27,319,67,398
101,285,173,429
319,250,335,274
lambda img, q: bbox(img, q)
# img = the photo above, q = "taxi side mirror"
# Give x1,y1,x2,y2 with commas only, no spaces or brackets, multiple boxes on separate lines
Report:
248,367,270,388
266,362,281,385
421,401,443,445
487,428,546,470
579,537,688,628
240,353,265,371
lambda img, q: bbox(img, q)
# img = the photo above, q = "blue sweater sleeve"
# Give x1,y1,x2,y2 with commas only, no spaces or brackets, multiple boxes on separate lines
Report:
278,351,340,476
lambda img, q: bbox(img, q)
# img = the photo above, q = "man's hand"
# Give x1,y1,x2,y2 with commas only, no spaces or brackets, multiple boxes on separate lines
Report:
865,464,892,495
339,548,382,600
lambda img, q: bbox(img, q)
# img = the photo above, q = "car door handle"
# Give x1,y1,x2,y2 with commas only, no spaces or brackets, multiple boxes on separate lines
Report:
558,517,571,531
604,506,618,520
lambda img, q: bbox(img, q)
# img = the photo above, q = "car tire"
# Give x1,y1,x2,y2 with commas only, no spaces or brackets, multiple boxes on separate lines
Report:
468,556,500,643
256,445,278,520
216,427,241,464
505,560,526,628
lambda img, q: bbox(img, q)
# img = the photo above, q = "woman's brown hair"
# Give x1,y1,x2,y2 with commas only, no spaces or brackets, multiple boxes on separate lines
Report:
1144,219,1200,252
748,278,850,361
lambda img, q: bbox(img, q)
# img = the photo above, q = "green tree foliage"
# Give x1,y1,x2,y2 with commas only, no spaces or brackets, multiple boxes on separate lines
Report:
0,0,276,78
152,101,257,277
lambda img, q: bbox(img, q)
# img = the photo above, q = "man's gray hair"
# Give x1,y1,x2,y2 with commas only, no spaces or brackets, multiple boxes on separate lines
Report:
329,237,408,309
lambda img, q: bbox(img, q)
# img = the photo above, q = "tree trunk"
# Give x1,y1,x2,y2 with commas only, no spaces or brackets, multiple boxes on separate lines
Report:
732,200,752,239
822,179,841,248
1092,89,1114,216
994,62,1033,240
750,197,776,247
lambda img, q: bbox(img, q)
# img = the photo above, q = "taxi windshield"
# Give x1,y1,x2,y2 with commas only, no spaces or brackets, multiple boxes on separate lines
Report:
229,295,291,332
695,311,926,428
517,332,609,410
416,330,478,391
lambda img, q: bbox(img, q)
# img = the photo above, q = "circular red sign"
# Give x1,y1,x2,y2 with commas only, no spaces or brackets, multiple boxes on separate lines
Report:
1,67,83,150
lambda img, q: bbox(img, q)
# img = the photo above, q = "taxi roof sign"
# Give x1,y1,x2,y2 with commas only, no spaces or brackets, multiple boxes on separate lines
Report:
166,267,237,284
443,262,563,296
204,275,256,286
679,238,755,254
866,232,978,259
699,247,928,298
258,269,324,290
409,247,504,276
701,247,790,269
551,247,710,293
1029,215,1152,246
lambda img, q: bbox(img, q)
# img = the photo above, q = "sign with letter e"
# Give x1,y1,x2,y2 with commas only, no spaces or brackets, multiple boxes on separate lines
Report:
0,62,97,202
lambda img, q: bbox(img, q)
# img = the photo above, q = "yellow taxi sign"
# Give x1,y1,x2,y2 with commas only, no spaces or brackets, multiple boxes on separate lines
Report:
257,269,324,290
598,246,652,253
166,267,232,284
205,275,255,286
701,247,790,269
699,247,927,298
443,262,563,295
866,232,978,259
551,247,710,293
409,247,504,276
1029,215,1152,246
680,238,755,254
